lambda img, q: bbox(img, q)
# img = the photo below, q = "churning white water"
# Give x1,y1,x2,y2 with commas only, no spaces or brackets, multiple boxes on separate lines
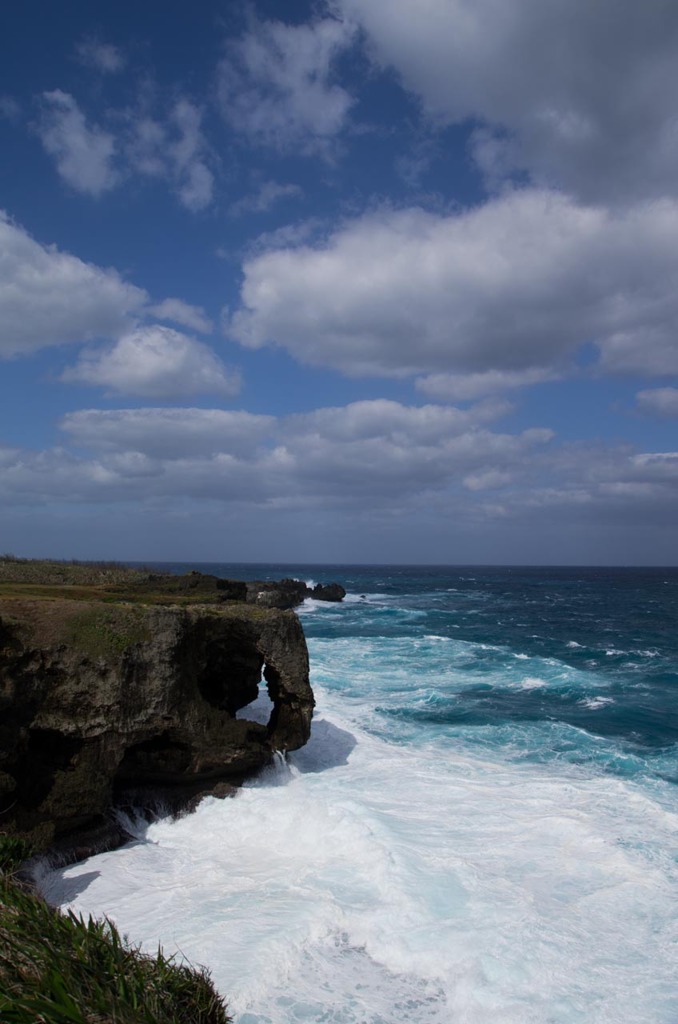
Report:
39,568,678,1024
41,682,678,1024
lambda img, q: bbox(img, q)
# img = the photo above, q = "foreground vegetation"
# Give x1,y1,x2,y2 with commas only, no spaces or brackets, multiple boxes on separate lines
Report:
0,837,232,1024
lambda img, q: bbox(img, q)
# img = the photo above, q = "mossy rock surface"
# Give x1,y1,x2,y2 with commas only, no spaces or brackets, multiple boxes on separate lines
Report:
63,605,152,660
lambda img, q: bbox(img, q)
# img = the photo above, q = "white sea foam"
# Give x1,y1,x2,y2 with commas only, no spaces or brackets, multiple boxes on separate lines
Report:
41,669,678,1024
519,676,547,690
566,641,583,649
39,616,678,1024
579,697,615,710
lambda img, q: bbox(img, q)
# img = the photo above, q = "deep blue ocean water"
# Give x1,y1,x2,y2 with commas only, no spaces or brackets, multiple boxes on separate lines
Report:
43,565,678,1024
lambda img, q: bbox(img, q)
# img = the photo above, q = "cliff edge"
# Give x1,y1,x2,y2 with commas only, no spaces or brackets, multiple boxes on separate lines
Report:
0,598,313,856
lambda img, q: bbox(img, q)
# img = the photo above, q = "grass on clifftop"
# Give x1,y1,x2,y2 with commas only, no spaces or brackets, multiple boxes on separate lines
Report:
0,836,232,1024
0,555,155,587
0,556,241,608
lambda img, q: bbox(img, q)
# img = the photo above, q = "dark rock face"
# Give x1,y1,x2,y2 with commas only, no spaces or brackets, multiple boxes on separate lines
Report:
115,571,347,610
246,577,346,608
309,582,346,602
0,601,312,855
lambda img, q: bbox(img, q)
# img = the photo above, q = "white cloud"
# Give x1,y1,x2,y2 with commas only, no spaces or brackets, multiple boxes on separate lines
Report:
35,90,214,211
149,298,213,334
126,99,214,211
4,400,678,560
61,408,273,459
169,100,214,211
228,190,678,380
416,369,557,401
0,212,146,357
341,0,678,202
76,37,125,74
10,399,550,506
280,398,508,443
37,91,119,196
127,115,166,177
598,327,678,377
243,217,324,258
61,325,240,398
218,15,355,152
636,388,678,418
178,161,214,212
230,180,303,216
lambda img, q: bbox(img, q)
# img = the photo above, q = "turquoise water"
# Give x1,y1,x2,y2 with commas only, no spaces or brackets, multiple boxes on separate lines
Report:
42,565,678,1023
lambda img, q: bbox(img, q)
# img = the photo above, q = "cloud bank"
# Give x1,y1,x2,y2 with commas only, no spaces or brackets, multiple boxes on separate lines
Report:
228,190,678,381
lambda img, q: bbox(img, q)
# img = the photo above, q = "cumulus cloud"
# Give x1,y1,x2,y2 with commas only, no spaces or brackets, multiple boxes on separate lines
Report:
230,180,303,216
61,408,273,459
228,190,678,380
280,398,508,443
149,298,213,334
36,91,119,196
218,15,355,152
341,0,678,203
636,388,678,418
4,399,545,507
61,325,240,398
3,399,678,561
76,37,125,74
36,89,214,211
126,99,214,211
416,369,557,401
0,212,146,357
168,100,214,211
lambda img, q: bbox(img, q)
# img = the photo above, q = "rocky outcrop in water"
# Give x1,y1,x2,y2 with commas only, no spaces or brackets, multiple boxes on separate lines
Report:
0,600,313,856
113,572,346,610
245,577,346,608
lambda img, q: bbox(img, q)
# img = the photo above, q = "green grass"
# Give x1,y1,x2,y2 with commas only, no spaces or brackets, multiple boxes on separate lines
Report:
0,558,246,608
63,606,152,659
0,557,153,587
0,836,232,1024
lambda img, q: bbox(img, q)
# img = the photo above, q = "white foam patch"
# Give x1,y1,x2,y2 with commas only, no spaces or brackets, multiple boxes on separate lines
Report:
339,593,396,606
39,617,678,1024
579,697,615,710
520,677,547,690
41,683,678,1024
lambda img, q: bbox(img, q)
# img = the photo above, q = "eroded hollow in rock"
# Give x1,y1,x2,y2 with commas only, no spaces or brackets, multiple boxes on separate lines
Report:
263,662,283,737
115,733,193,785
234,662,276,728
195,637,264,717
16,729,85,810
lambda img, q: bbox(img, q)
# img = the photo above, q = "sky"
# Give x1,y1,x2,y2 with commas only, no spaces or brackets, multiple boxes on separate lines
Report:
1,0,677,565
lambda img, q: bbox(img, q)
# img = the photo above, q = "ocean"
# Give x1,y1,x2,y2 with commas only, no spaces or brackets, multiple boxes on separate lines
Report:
40,565,678,1024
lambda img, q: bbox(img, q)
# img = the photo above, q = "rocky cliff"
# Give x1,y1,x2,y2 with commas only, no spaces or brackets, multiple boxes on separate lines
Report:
0,599,313,856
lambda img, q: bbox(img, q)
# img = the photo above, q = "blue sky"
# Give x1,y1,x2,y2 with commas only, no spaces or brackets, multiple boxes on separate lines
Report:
1,0,677,564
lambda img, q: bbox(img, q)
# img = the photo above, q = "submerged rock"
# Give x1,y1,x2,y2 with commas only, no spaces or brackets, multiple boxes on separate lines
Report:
0,600,313,857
